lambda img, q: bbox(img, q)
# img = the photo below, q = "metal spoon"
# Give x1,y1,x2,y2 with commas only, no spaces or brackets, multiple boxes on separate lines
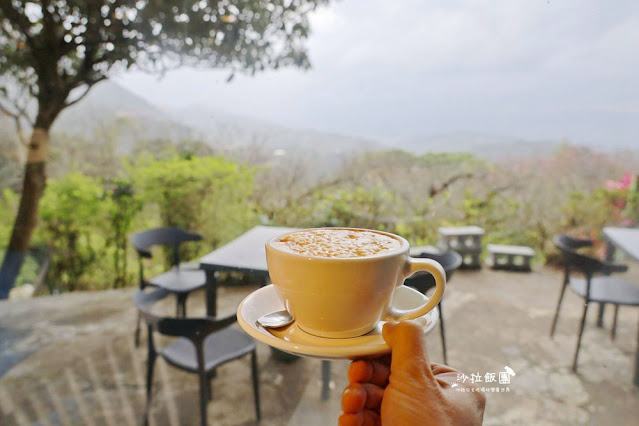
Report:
257,309,294,328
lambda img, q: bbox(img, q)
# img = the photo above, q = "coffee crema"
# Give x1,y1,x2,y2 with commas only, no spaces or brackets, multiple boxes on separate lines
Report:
274,229,401,258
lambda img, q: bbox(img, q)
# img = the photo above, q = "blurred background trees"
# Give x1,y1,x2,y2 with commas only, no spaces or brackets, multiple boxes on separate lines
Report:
2,128,637,296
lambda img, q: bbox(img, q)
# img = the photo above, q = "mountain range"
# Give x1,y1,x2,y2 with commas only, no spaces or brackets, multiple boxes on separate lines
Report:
3,80,632,161
52,81,384,159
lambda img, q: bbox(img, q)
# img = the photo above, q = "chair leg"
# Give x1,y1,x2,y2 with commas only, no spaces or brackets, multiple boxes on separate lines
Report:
572,300,590,372
439,303,447,365
321,360,331,401
176,293,188,318
550,282,568,337
198,370,209,426
181,294,188,317
135,311,142,347
251,350,261,422
144,351,157,426
596,302,605,328
611,305,619,340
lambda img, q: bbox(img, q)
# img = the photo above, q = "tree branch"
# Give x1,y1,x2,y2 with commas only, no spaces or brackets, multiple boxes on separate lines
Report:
63,77,107,108
429,172,474,198
0,97,32,146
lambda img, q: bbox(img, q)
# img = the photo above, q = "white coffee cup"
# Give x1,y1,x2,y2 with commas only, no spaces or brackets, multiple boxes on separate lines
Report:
265,227,446,339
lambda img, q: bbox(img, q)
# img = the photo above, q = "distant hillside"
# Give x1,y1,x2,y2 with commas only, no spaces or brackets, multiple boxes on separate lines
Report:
392,132,560,160
53,81,385,158
53,81,195,151
166,105,385,156
3,80,633,164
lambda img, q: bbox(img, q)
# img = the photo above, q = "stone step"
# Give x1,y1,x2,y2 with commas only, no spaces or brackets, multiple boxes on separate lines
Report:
486,244,535,271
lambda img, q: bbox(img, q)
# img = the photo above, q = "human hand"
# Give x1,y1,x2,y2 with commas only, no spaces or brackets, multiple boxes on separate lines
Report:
339,321,486,426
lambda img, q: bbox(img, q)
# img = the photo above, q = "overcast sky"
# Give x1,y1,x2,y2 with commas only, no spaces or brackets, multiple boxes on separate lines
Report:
115,0,639,148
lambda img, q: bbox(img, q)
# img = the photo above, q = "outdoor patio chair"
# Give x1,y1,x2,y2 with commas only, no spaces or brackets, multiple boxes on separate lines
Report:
550,234,639,372
131,227,207,346
404,249,463,364
134,288,260,426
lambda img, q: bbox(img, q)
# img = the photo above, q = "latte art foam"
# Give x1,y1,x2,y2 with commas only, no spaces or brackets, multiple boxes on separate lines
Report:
275,229,401,258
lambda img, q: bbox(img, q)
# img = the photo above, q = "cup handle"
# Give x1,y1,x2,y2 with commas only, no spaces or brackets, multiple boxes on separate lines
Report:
383,257,446,322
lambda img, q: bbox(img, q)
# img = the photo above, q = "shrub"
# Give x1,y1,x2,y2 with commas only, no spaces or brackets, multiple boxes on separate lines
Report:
104,178,143,288
36,173,107,292
130,154,259,263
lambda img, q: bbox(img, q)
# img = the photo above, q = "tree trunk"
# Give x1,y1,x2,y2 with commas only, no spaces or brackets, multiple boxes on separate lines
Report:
0,128,49,299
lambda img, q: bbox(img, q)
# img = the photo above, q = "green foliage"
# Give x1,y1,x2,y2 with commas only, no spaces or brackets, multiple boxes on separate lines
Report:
37,173,107,292
1,152,262,294
394,220,439,247
419,151,488,167
315,186,396,230
131,154,259,263
624,176,639,224
0,188,18,246
460,188,519,231
560,189,614,232
104,178,143,289
3,135,638,295
357,149,487,171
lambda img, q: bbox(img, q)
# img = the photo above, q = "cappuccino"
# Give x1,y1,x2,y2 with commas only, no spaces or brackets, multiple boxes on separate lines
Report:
266,227,446,338
273,228,401,258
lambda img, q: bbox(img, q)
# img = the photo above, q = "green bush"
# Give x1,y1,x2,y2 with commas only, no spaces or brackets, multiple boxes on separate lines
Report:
130,154,259,264
104,178,143,288
36,172,107,292
2,141,635,296
315,186,396,230
0,188,18,247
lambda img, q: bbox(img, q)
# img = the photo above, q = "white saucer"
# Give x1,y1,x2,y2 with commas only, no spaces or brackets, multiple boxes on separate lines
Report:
237,284,438,360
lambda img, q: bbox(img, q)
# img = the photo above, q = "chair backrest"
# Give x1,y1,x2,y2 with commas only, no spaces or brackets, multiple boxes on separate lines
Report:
405,250,463,295
554,234,593,251
130,227,203,266
134,288,236,344
553,234,605,277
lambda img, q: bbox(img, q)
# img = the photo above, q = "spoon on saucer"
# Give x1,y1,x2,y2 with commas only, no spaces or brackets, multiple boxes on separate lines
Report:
257,309,294,328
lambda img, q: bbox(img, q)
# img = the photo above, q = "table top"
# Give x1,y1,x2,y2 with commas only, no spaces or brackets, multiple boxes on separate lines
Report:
603,227,639,262
199,225,298,272
486,244,535,256
438,226,485,236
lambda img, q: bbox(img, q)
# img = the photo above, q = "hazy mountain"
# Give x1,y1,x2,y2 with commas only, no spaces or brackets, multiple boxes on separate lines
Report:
52,81,386,158
392,132,560,160
3,80,632,163
53,82,195,151
166,104,385,156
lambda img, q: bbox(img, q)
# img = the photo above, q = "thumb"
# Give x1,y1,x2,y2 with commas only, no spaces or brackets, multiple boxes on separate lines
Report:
382,321,434,380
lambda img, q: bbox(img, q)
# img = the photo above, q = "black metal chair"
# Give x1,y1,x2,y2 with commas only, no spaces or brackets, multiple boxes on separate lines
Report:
550,234,639,372
404,250,462,364
131,227,208,345
134,288,260,426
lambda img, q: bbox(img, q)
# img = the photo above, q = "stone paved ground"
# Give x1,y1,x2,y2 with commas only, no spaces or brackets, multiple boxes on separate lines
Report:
1,265,639,425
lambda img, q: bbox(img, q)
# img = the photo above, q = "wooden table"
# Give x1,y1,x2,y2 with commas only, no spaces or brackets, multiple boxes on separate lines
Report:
199,225,333,399
602,227,639,386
